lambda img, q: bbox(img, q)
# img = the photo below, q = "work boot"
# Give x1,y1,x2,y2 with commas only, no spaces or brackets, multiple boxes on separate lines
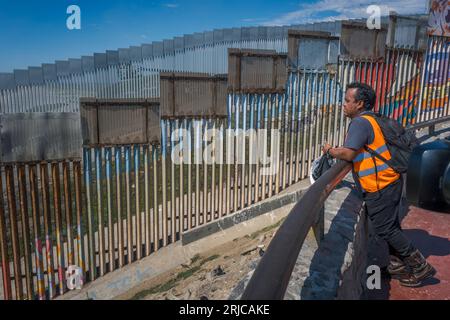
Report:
399,250,436,287
387,255,408,280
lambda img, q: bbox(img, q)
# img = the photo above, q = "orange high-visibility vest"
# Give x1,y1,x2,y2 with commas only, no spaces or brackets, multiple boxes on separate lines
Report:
352,115,400,193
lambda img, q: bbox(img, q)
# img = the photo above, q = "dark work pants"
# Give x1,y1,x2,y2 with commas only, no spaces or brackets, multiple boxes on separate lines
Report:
362,178,415,258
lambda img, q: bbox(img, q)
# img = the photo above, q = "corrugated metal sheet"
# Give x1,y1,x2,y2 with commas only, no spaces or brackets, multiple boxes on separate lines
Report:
288,30,340,69
80,98,160,146
387,14,428,50
340,21,387,58
228,49,287,93
1,16,429,113
160,72,227,118
0,112,82,162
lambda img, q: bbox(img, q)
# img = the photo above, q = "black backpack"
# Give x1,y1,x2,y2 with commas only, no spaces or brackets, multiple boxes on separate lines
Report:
363,112,419,174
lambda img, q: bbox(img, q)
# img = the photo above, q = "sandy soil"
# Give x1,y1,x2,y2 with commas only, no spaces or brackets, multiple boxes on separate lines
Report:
117,220,282,300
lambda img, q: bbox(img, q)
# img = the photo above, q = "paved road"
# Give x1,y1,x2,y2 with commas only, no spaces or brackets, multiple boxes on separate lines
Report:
388,206,450,300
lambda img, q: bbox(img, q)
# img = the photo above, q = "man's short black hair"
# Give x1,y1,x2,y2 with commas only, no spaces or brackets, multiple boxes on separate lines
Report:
346,82,376,111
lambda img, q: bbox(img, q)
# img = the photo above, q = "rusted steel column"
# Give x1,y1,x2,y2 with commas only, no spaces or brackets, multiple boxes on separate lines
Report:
115,147,124,267
186,120,192,228
0,169,13,300
73,161,85,279
144,145,151,256
29,164,45,299
83,148,95,281
261,94,268,199
226,96,232,215
171,121,177,240
218,119,224,217
125,146,133,262
241,95,247,208
234,95,240,212
268,95,280,198
161,122,168,245
105,148,114,271
289,74,297,186
51,162,66,295
203,120,209,222
211,120,216,220
195,120,201,224
5,165,23,299
248,95,254,207
134,145,142,259
62,162,74,268
152,146,159,251
255,95,262,202
40,163,55,297
179,120,185,230
17,165,33,299
94,148,105,275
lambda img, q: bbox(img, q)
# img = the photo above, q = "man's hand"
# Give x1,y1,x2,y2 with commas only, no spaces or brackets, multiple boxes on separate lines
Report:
322,143,332,155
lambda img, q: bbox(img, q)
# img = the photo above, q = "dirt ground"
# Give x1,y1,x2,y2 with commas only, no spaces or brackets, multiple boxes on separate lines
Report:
116,219,284,300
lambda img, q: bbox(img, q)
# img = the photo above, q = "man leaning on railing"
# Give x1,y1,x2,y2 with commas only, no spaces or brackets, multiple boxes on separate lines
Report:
321,82,436,287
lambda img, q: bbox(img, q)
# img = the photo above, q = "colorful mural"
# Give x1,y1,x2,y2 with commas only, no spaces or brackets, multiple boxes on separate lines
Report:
428,0,450,37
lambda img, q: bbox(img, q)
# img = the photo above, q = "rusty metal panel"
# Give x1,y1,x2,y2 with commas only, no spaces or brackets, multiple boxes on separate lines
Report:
80,98,160,146
160,75,174,118
98,105,147,144
215,78,228,116
147,105,161,144
80,98,98,145
340,21,387,58
0,113,82,162
288,30,340,69
227,49,288,93
387,14,428,50
160,72,227,118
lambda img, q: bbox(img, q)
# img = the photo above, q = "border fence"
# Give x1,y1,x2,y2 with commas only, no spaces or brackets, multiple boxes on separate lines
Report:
0,15,449,300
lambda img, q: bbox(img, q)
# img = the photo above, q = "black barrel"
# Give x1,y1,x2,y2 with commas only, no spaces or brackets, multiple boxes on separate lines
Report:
406,138,450,212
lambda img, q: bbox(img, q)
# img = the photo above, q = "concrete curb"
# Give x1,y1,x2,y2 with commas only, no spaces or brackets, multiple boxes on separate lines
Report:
182,181,310,245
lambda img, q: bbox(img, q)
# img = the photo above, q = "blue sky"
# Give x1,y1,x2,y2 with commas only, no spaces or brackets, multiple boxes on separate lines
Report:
0,0,428,72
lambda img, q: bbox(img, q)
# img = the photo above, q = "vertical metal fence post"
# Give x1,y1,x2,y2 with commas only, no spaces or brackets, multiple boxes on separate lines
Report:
0,171,12,300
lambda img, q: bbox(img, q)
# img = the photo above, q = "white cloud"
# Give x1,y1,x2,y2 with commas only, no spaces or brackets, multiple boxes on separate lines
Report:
264,0,428,26
164,3,179,9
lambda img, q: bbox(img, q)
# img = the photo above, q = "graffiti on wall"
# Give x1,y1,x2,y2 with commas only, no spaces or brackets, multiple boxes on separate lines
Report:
428,0,450,36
